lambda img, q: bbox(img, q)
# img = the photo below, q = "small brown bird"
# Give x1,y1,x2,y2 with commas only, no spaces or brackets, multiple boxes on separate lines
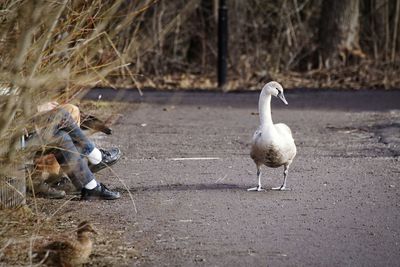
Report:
35,221,97,267
80,111,112,135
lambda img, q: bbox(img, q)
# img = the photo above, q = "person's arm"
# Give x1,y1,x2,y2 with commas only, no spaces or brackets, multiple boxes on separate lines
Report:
37,101,59,113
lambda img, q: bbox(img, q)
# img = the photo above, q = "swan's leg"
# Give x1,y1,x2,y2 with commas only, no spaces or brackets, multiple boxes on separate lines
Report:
248,166,265,192
272,165,291,191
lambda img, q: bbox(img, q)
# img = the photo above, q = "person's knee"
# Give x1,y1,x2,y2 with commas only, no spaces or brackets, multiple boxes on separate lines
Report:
54,130,73,144
61,104,80,125
52,131,77,159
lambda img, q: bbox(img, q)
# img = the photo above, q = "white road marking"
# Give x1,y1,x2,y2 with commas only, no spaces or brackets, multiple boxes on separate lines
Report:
168,157,221,161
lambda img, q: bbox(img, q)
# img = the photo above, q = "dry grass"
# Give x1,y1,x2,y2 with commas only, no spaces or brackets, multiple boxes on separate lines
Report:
0,203,140,266
0,0,203,165
0,1,158,265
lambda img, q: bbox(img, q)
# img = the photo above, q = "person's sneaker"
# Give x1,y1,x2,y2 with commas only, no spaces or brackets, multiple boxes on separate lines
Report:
81,183,120,200
89,148,122,173
33,182,66,199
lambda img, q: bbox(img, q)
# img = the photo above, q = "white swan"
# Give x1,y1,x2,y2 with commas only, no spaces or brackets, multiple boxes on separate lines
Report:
248,81,296,191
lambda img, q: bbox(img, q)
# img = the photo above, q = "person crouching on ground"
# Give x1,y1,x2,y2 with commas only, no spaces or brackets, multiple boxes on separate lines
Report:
27,101,121,200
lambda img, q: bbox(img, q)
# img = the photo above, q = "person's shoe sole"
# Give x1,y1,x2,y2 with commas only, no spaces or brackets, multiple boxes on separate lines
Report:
35,191,66,199
81,192,121,201
89,150,122,173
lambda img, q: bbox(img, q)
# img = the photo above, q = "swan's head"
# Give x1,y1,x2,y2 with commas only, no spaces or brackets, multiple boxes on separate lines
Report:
261,81,288,105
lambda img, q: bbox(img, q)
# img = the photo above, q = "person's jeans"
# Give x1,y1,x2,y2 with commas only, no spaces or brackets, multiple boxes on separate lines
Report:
28,108,96,189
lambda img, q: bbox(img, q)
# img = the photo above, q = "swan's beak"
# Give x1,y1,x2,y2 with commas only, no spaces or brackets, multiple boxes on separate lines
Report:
278,92,288,105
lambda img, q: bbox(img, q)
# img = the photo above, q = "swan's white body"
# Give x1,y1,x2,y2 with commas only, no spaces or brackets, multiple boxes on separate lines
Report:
248,81,296,191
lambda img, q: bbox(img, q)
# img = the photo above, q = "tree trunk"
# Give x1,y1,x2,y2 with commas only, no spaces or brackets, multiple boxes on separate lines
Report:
318,0,364,68
186,0,215,70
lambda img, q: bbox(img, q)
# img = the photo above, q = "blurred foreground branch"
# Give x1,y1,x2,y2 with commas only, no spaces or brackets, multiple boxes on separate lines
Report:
0,0,160,174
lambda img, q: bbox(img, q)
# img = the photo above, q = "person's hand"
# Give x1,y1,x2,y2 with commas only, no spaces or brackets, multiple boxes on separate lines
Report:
37,101,59,113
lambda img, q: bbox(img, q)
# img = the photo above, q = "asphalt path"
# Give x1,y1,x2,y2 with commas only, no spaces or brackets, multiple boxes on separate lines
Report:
82,88,400,266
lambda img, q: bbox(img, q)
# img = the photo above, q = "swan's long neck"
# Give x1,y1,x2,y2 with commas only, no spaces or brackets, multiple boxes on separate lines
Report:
259,93,273,127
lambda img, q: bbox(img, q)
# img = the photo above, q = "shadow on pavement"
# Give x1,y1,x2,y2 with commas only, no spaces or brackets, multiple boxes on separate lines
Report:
125,183,247,192
85,88,400,112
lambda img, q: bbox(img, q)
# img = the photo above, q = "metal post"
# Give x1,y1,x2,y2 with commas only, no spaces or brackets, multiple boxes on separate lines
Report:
218,0,228,88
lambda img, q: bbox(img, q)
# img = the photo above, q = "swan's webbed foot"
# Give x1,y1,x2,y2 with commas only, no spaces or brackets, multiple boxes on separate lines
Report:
248,167,264,191
273,166,291,191
271,185,291,191
247,186,265,192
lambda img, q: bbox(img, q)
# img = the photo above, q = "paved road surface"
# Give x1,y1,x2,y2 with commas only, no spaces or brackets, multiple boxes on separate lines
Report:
82,89,400,266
